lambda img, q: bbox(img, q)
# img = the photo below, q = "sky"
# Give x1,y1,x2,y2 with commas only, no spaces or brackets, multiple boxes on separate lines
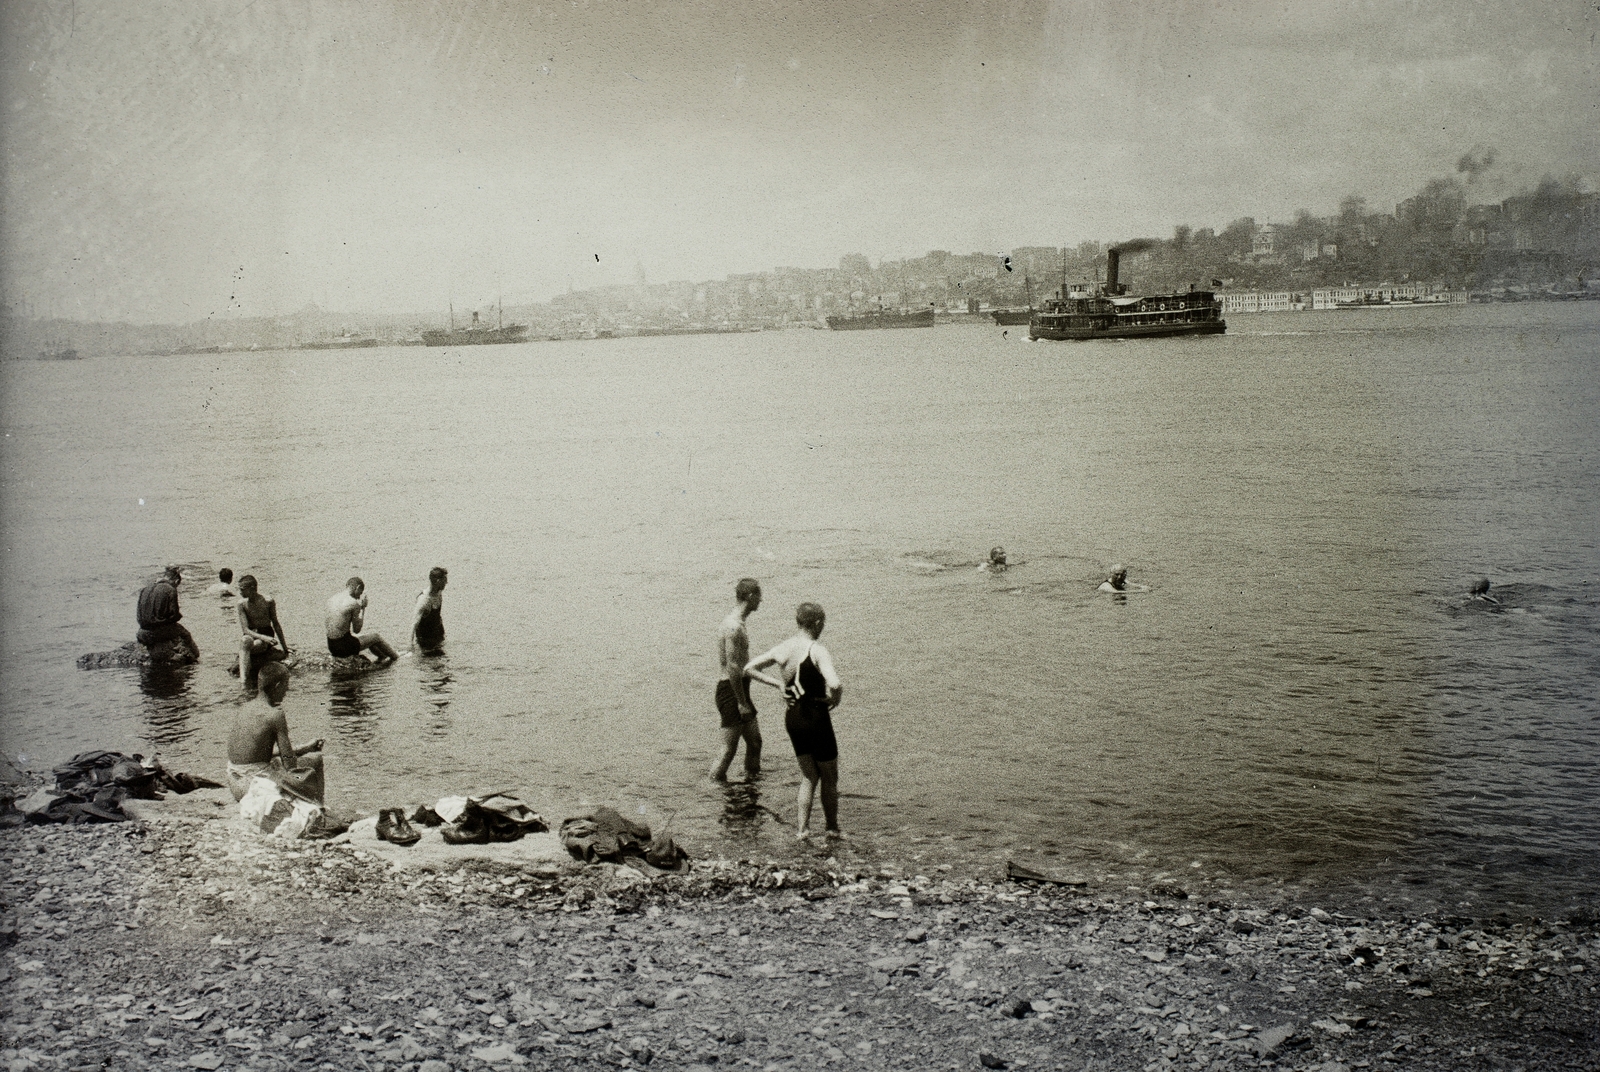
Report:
2,0,1597,324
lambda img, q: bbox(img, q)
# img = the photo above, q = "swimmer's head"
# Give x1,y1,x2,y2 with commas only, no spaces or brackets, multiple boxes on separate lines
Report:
258,662,290,704
735,577,762,607
796,601,826,637
1109,565,1128,589
237,574,258,596
429,566,448,589
164,566,183,585
218,568,233,584
1472,577,1491,596
989,546,1007,566
346,576,364,596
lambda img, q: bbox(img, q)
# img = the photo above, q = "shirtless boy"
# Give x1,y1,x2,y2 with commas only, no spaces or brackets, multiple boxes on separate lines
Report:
710,578,779,781
324,577,400,663
411,567,448,652
225,662,324,802
236,574,289,687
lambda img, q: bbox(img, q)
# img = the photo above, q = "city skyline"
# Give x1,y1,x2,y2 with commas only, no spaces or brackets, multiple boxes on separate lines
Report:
3,0,1597,325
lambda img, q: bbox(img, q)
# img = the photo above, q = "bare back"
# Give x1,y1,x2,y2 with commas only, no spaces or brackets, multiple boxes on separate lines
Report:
228,697,291,765
325,591,363,640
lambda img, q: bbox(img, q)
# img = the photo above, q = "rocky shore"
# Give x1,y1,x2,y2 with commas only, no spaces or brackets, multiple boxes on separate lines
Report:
3,795,1597,1072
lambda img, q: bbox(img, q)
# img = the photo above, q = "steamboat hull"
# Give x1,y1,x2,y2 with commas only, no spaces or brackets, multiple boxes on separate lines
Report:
1028,318,1226,341
825,308,935,330
420,325,529,346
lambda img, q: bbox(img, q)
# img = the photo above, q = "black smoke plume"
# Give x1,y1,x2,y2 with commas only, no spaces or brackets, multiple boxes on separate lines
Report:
1456,145,1497,183
1112,239,1158,254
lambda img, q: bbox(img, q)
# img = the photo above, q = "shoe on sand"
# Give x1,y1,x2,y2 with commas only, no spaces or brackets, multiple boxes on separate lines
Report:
441,812,490,845
375,809,398,843
389,810,421,846
409,804,443,827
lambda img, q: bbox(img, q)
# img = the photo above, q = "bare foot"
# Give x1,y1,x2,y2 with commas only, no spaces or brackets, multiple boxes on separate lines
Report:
825,828,846,840
796,829,812,841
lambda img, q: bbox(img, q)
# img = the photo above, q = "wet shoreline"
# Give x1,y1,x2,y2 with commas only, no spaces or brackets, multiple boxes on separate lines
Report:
3,790,1598,1071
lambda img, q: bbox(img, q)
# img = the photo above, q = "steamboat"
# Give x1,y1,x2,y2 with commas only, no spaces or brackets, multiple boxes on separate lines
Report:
825,305,935,331
1029,248,1225,341
421,303,529,347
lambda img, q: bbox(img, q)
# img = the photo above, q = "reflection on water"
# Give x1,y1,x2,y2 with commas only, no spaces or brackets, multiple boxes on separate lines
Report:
137,664,196,744
418,654,455,736
327,670,381,745
717,778,786,839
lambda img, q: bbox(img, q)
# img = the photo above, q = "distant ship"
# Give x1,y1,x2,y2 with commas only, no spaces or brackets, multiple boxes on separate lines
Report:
1029,248,1225,341
297,335,379,350
825,305,935,331
990,275,1035,325
421,304,529,347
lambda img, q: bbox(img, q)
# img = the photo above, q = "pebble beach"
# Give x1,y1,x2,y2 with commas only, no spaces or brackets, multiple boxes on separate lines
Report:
3,789,1597,1072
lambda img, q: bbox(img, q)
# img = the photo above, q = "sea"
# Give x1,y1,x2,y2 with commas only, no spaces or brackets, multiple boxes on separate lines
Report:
2,302,1597,918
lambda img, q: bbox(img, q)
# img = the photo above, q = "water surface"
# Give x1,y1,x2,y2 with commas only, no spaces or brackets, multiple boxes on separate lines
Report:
3,302,1596,915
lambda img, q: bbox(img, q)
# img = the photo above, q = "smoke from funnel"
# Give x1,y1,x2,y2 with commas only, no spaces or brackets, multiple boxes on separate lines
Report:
1456,145,1497,183
1112,239,1157,255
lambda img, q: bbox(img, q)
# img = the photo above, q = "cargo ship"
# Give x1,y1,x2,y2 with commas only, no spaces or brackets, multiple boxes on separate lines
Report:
1029,248,1225,341
825,305,935,331
421,304,529,347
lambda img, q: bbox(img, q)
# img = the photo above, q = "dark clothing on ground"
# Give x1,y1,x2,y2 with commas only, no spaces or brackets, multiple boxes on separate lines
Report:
327,633,362,658
414,605,445,650
716,679,756,728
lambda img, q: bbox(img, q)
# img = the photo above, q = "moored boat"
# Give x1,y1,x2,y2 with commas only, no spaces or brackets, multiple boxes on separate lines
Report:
1029,248,1225,341
825,305,935,330
421,304,529,347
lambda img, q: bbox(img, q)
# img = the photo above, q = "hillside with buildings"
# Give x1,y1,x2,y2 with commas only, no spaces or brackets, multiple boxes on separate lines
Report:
5,175,1597,359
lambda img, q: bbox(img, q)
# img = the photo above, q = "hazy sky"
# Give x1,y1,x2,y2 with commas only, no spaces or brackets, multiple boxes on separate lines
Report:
3,0,1596,323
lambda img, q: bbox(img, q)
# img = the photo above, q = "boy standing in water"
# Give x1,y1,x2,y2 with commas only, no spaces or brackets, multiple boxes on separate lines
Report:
411,567,448,652
746,602,844,839
711,578,778,781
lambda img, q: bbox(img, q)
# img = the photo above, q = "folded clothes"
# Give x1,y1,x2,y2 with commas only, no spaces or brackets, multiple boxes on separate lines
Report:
237,777,342,840
434,791,547,845
559,806,688,871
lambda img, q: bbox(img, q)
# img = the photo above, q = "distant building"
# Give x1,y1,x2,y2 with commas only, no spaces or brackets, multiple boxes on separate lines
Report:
839,253,872,276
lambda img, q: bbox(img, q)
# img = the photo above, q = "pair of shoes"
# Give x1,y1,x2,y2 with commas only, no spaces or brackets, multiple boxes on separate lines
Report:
409,804,442,827
375,808,420,846
441,810,490,845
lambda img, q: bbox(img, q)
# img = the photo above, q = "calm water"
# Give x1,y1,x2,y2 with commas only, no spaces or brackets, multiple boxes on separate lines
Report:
3,303,1597,915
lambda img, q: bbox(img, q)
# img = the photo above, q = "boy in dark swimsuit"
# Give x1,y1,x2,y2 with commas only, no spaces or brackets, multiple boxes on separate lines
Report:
745,602,844,839
410,567,448,652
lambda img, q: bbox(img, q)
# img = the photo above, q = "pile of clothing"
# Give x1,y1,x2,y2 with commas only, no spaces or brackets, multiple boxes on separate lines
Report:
379,792,548,846
10,751,221,824
559,806,689,872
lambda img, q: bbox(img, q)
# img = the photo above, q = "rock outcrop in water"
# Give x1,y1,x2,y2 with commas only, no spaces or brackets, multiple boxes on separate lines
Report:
227,651,383,676
76,636,199,670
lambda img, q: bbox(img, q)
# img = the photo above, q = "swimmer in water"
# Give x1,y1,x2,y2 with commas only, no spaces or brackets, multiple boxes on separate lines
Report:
1471,577,1501,605
1098,564,1149,593
207,568,238,597
977,546,1008,573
